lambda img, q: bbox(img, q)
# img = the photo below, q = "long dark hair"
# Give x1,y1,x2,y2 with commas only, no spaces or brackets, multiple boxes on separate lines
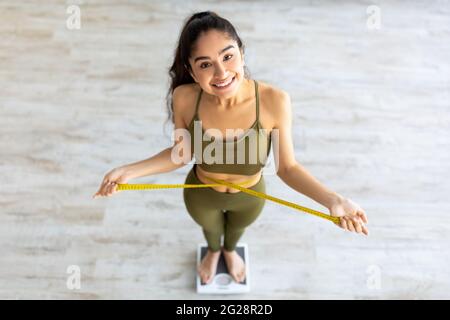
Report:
164,11,251,136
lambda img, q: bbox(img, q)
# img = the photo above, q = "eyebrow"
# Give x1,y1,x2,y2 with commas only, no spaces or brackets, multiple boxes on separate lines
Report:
194,45,235,63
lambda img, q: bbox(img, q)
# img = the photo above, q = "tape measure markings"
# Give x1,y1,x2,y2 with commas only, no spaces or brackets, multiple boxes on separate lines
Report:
116,177,340,224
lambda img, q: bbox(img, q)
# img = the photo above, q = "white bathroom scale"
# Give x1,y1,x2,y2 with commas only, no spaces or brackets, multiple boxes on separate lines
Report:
196,243,250,294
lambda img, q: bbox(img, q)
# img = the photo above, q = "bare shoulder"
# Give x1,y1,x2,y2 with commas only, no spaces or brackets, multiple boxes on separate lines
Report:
172,82,201,127
256,80,291,128
257,80,290,107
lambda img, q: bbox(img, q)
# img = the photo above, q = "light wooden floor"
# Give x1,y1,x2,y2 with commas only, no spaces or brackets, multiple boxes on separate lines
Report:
1,0,449,299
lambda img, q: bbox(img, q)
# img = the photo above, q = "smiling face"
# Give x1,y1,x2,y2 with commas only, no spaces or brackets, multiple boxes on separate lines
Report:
188,29,245,98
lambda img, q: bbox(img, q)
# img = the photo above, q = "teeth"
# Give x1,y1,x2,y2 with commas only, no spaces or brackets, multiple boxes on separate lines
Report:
213,77,233,87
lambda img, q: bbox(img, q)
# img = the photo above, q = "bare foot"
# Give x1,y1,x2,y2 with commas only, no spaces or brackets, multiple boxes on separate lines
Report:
222,248,246,283
198,248,221,284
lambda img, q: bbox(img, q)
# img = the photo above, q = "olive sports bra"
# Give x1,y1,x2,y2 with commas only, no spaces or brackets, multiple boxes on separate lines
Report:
188,79,271,175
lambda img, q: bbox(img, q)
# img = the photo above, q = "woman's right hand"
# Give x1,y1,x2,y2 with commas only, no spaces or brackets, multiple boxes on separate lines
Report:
93,167,130,199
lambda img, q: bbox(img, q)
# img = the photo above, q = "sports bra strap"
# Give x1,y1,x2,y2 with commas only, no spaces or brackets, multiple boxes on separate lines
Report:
254,80,259,122
194,87,203,118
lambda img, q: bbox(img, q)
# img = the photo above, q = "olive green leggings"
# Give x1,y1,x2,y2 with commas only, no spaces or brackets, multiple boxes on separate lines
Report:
183,164,266,252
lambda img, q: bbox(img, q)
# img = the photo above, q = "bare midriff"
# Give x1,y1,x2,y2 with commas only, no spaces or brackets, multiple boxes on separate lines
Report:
195,165,262,193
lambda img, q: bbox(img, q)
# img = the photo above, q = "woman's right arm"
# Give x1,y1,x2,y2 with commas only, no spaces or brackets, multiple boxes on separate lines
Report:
93,85,192,198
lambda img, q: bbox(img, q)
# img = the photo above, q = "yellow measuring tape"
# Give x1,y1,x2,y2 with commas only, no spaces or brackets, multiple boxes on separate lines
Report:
117,176,340,225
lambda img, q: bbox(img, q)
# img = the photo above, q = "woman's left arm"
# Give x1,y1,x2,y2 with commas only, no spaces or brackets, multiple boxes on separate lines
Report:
271,90,369,235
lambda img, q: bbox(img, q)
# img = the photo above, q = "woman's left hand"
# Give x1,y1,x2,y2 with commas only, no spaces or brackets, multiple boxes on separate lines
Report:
329,197,369,236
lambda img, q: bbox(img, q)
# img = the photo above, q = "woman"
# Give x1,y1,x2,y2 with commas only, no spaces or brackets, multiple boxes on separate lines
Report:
93,11,369,286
